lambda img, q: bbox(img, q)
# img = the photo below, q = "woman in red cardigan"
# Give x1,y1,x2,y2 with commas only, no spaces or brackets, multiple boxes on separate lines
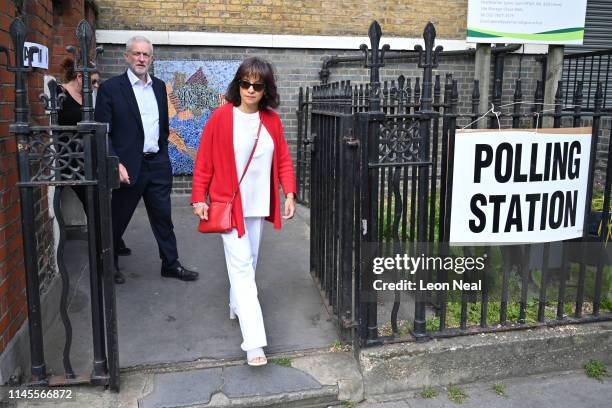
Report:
191,57,296,366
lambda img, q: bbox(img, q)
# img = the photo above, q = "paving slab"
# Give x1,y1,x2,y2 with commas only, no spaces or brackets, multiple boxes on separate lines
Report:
135,361,336,408
222,364,322,398
138,368,223,408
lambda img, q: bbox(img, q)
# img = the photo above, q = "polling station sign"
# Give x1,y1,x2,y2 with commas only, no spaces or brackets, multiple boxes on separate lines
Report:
449,128,592,245
467,0,588,45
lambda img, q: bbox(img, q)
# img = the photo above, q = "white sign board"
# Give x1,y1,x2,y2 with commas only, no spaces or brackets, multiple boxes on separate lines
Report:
24,42,49,69
449,128,592,245
467,0,588,45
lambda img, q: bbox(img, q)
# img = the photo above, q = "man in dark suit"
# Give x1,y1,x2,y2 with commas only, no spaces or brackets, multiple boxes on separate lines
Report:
95,35,198,284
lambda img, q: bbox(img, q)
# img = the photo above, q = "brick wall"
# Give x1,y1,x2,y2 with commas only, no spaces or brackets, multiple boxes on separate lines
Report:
0,0,96,364
0,0,49,358
96,44,543,193
96,0,468,39
49,0,98,80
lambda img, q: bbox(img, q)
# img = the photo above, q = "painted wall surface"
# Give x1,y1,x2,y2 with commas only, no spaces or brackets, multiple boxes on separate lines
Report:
155,60,240,174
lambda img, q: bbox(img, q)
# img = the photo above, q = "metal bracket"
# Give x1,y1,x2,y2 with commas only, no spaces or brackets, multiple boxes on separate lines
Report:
341,316,359,329
344,137,359,147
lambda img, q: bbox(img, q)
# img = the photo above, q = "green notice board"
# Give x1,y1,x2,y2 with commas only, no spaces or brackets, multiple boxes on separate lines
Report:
467,0,588,45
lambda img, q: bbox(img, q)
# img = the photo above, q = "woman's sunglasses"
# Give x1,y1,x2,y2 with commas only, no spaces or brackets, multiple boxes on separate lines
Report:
239,80,265,92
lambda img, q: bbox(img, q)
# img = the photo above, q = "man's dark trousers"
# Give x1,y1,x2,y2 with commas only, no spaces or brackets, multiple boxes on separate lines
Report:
112,151,179,270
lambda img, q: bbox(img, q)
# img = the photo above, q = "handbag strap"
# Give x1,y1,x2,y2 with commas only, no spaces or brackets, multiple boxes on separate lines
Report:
229,112,263,204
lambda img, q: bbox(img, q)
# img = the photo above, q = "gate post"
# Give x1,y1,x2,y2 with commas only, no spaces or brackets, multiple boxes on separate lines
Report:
356,110,378,346
69,20,110,384
338,109,357,338
412,22,443,339
3,19,48,385
356,21,390,346
94,119,121,391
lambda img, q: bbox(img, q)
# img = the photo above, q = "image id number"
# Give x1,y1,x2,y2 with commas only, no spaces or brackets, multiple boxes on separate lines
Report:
8,388,73,399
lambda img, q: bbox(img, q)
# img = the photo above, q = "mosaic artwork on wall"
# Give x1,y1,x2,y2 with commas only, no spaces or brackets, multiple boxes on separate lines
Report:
155,60,241,175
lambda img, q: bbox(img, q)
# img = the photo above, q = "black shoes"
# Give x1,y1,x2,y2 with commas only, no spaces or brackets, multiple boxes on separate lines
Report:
161,265,199,281
114,270,126,284
113,264,198,284
116,239,132,256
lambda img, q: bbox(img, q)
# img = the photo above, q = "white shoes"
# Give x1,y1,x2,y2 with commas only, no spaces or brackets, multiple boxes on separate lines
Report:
246,347,267,366
229,305,267,366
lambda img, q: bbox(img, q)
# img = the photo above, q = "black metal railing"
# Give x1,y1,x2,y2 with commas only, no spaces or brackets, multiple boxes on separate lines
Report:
562,49,612,111
1,18,120,389
302,21,612,348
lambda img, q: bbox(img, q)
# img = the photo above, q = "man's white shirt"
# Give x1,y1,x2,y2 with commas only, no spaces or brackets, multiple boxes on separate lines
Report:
127,68,159,154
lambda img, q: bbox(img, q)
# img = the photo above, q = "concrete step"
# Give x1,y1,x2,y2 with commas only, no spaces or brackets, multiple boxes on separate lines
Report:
136,355,355,408
199,385,340,408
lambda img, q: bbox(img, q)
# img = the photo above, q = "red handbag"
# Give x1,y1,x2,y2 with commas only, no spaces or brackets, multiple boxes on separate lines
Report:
197,115,263,233
198,201,233,233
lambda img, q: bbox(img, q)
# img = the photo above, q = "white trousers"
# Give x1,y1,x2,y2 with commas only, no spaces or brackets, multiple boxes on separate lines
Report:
221,217,267,351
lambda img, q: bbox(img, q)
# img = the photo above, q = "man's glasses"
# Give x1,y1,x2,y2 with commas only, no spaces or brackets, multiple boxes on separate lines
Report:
239,80,265,92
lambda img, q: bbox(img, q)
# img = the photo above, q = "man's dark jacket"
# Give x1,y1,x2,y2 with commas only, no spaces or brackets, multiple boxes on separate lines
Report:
95,71,170,184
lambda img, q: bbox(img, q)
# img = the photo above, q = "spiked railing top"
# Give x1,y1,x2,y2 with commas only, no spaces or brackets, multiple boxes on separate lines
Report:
451,80,459,103
415,22,443,69
397,75,405,90
39,79,66,126
66,20,103,74
4,19,39,71
40,80,65,107
594,82,603,111
513,79,523,100
471,79,480,100
359,21,390,69
65,20,104,123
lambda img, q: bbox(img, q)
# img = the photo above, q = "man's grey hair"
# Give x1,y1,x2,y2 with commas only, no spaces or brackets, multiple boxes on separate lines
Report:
126,35,153,55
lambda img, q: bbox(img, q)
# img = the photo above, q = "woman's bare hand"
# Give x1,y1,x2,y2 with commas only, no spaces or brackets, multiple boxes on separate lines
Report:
283,194,296,220
193,203,209,220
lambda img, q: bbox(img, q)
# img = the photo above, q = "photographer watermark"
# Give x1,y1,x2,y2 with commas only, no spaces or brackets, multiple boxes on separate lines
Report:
372,253,487,291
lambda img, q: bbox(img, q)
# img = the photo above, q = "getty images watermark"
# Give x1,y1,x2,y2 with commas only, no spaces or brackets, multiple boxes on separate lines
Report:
372,253,487,291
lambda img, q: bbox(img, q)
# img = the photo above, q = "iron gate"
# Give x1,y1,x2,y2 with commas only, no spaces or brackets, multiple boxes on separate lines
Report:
301,21,612,348
1,19,120,390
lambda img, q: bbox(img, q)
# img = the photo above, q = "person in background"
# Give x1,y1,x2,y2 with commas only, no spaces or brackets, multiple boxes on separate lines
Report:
58,57,131,256
191,57,296,366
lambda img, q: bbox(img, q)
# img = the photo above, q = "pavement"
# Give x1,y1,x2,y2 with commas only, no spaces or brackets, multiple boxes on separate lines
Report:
1,365,609,407
44,199,337,372
2,198,359,407
358,370,612,408
0,350,362,407
2,198,611,407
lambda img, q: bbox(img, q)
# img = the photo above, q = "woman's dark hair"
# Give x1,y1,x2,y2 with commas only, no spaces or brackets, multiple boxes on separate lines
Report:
225,57,279,110
61,57,98,83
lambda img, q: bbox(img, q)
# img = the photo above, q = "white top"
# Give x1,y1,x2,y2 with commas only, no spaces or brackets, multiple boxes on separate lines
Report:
127,68,160,154
233,107,275,217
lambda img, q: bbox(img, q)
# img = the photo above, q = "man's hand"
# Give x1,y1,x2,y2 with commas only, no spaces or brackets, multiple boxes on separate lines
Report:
118,163,130,184
283,193,296,220
193,202,209,220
